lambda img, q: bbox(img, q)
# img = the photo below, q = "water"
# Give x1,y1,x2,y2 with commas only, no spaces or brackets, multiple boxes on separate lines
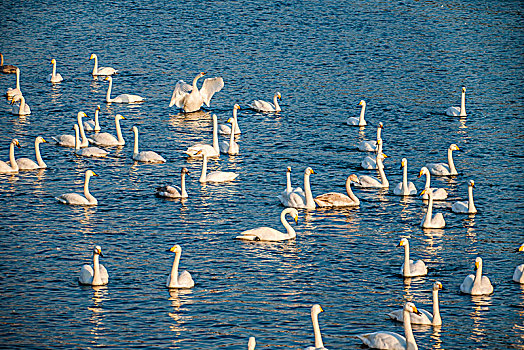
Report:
0,0,523,348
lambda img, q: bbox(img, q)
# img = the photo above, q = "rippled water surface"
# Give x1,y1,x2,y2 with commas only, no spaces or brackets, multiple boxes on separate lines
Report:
0,0,523,349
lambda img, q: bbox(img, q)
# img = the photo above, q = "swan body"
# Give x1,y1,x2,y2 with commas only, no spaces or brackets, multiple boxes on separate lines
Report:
16,136,47,170
79,245,109,286
132,126,166,163
358,122,383,151
361,137,384,170
56,170,99,206
280,167,316,209
388,282,443,326
185,114,220,158
6,67,22,101
0,139,21,174
346,100,367,126
47,58,63,83
90,114,126,146
277,166,305,204
84,105,101,132
156,168,189,199
304,304,328,350
420,188,446,229
460,257,494,295
249,92,281,112
425,144,460,176
398,238,427,277
166,245,194,288
394,158,417,196
314,174,360,207
89,54,117,76
219,104,241,135
10,94,31,115
52,112,90,148
445,87,467,117
418,167,447,200
236,208,299,241
513,244,524,284
452,180,477,214
356,152,390,188
219,116,239,155
169,72,224,113
105,76,144,103
197,150,238,183
74,125,108,158
0,53,17,74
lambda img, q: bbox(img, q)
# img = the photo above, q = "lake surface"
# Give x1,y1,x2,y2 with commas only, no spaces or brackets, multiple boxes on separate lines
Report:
0,0,523,348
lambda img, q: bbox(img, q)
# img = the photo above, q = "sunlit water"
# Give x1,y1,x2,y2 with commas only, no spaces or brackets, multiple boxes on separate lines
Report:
0,0,523,349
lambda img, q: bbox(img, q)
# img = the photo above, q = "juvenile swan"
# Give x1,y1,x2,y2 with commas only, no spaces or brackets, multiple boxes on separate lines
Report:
131,126,166,163
314,174,360,207
166,245,195,289
0,53,17,74
250,92,282,112
156,168,189,199
304,304,328,350
347,100,367,126
420,188,446,229
513,244,524,284
446,87,467,116
388,281,443,326
79,245,109,286
397,238,427,277
105,76,144,103
235,208,299,242
451,180,477,214
460,257,494,295
16,136,48,170
56,170,99,206
425,144,460,176
169,72,224,113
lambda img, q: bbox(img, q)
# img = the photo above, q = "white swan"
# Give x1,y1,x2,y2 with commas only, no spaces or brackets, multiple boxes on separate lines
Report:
452,180,477,214
358,122,383,151
89,54,117,76
0,53,17,74
394,158,417,196
445,87,467,117
418,167,447,200
132,126,166,163
346,100,367,126
425,144,460,176
56,170,99,206
10,94,31,115
0,139,20,174
185,114,220,158
358,302,420,350
249,92,281,113
169,72,224,113
84,105,101,132
6,67,22,101
197,149,238,183
248,337,256,350
74,125,108,158
314,174,360,207
104,76,144,103
16,136,47,170
219,117,239,155
219,104,241,135
356,153,390,188
79,245,109,286
420,188,446,229
280,167,316,209
277,166,305,205
388,281,443,326
156,168,189,199
166,244,194,288
47,58,63,83
460,257,494,295
397,238,427,277
361,138,384,170
90,114,126,146
52,112,90,148
236,208,299,242
513,244,524,284
304,304,328,350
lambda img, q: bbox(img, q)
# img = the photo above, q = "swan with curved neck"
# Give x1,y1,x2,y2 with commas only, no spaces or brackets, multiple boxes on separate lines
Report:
452,180,477,214
169,72,224,113
304,304,327,350
47,58,63,83
281,167,316,209
74,124,108,157
10,94,31,115
6,67,22,101
277,166,305,205
91,114,126,146
79,245,109,286
361,136,384,169
388,281,443,326
418,167,447,200
132,126,166,163
89,54,117,76
358,122,383,151
84,105,101,132
166,245,194,288
0,139,21,174
219,117,239,155
219,104,241,135
420,188,446,228
314,174,360,207
52,112,90,147
105,76,144,103
446,87,467,116
185,114,220,158
56,170,99,206
156,168,189,199
346,100,367,126
197,149,238,183
394,158,417,196
513,244,524,284
356,151,389,188
235,208,299,242
397,238,427,277
460,257,494,295
0,53,17,74
16,136,47,170
426,144,460,176
249,92,282,112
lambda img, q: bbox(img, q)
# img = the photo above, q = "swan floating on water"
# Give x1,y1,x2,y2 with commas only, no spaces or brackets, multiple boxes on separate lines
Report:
74,124,108,157
249,92,281,112
156,168,189,199
513,244,524,284
446,87,467,117
6,67,22,101
56,170,99,206
197,149,238,183
280,167,316,209
219,117,239,155
420,188,446,229
84,105,101,132
314,174,360,207
356,152,389,188
361,138,384,170
460,257,494,295
47,58,63,83
132,126,166,163
169,72,224,113
277,166,305,204
79,245,109,286
10,94,31,115
105,76,144,103
219,104,241,135
236,208,299,242
16,136,47,170
186,114,220,158
397,238,427,277
90,114,126,146
346,100,367,126
388,281,443,326
304,304,328,350
418,167,447,200
393,158,417,196
52,112,90,148
166,244,194,288
451,180,477,214
425,144,460,176
0,139,21,174
358,122,383,152
0,53,17,74
89,54,117,76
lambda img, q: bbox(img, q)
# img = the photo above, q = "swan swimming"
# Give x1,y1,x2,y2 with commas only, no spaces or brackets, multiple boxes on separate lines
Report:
0,139,21,174
156,168,189,199
314,174,360,207
304,304,328,350
6,67,22,101
132,126,166,163
90,114,126,146
346,100,367,126
418,167,447,200
105,76,144,103
56,170,99,206
249,92,281,112
445,87,467,117
361,138,384,170
248,337,256,350
388,281,443,326
460,257,494,295
393,158,417,196
84,105,101,132
425,144,460,176
47,58,63,83
52,112,90,148
397,238,427,277
451,180,477,214
89,54,118,76
166,244,195,288
10,94,31,115
420,188,446,229
358,122,383,152
16,136,47,170
280,167,316,209
0,53,17,74
277,166,305,204
185,114,220,158
355,152,389,188
236,208,299,242
79,245,109,286
219,104,241,135
197,149,238,183
219,117,240,155
169,72,224,113
73,124,108,158
513,244,524,284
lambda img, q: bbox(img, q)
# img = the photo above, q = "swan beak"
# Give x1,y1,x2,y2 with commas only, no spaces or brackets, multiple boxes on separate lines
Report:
471,182,476,188
319,306,324,313
517,245,524,252
92,171,99,177
42,138,48,143
98,251,104,257
293,215,298,224
475,261,480,270
397,240,404,247
15,141,21,148
418,171,422,178
201,72,207,76
382,153,387,158
438,283,444,290
412,306,422,316
286,167,291,172
420,189,427,196
310,169,315,174
96,105,101,110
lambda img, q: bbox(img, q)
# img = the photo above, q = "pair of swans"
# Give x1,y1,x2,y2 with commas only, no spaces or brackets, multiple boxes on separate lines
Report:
388,281,443,326
0,139,21,174
53,112,90,147
397,238,427,277
460,257,494,295
314,174,360,208
169,72,224,113
219,116,239,155
6,67,22,101
219,104,241,135
132,126,166,163
16,136,48,170
393,158,417,196
84,105,101,132
346,100,367,126
156,168,189,199
79,245,108,286
420,188,446,228
278,167,316,209
197,149,238,183
425,144,460,176
90,114,126,146
47,59,63,83
236,208,299,242
89,54,117,76
105,76,144,103
249,92,281,113
56,170,99,206
418,167,447,200
185,114,220,158
166,245,194,288
361,138,384,169
446,87,467,117
73,124,108,157
10,94,31,115
451,180,477,214
355,153,389,188
358,122,383,152
278,166,305,202
0,53,17,74
514,244,524,284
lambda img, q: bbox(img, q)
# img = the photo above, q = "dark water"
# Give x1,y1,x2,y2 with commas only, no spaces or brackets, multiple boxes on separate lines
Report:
0,0,523,349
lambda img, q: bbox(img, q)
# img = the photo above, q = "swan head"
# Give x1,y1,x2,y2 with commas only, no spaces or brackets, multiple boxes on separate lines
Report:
462,87,466,92
311,304,324,317
11,139,21,148
276,92,282,99
96,105,101,111
199,72,206,77
449,144,460,151
418,167,429,178
469,179,475,188
358,100,365,106
376,152,387,160
433,281,443,291
167,244,182,254
132,126,138,134
404,302,421,316
196,149,208,158
36,136,47,144
104,76,112,82
400,158,407,168
226,117,233,124
86,170,99,178
89,54,97,60
181,167,189,175
10,94,24,104
305,167,315,175
289,208,299,224
517,244,524,252
93,245,104,257
474,257,482,270
378,122,384,128
397,238,409,247
116,114,126,121
77,111,88,119
286,166,291,173
233,104,240,110
348,174,360,185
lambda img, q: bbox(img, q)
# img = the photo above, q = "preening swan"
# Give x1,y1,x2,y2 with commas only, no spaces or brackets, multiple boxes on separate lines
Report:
197,149,238,183
280,167,316,209
513,244,524,284
10,94,31,115
73,125,108,158
52,112,90,148
0,53,17,74
277,166,305,204
248,337,256,350
358,122,383,151
166,245,195,289
90,114,126,146
79,245,109,286
397,238,427,277
356,152,390,188
0,139,20,174
56,170,99,206
89,54,117,76
219,117,240,155
249,92,281,113
393,158,417,196
236,208,299,241
185,114,220,158
358,302,420,350
156,168,189,199
219,104,241,135
388,281,443,326
304,304,328,350
132,126,166,163
16,136,47,170
361,138,384,170
460,257,494,295
47,58,63,83
84,105,101,132
420,188,446,229
346,100,367,126
452,180,477,214
425,144,460,176
446,87,467,117
6,67,22,101
169,72,224,113
314,174,360,207
104,76,144,103
418,167,447,200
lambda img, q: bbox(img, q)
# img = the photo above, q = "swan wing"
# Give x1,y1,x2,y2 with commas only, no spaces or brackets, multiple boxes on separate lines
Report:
388,308,432,324
113,94,144,103
314,192,355,207
236,227,287,241
432,213,445,227
408,182,417,194
177,270,194,288
346,117,359,126
481,276,494,294
411,260,428,276
77,147,108,158
393,182,403,195
361,155,377,169
219,140,229,154
452,201,468,213
199,77,224,107
16,158,39,170
99,263,109,284
91,132,119,146
134,151,166,163
56,193,90,205
358,140,377,152
169,80,192,108
426,163,450,176
356,175,382,188
446,106,461,116
96,67,117,76
156,185,182,198
431,188,448,200
52,135,75,147
460,274,475,293
357,331,406,350
185,144,218,157
285,191,306,208
79,264,94,284
206,171,238,183
250,100,274,112
513,264,524,283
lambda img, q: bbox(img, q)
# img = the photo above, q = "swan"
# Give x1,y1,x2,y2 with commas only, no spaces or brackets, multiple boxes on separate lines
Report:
394,158,417,196
219,104,241,135
84,105,101,132
16,136,47,170
361,138,384,170
6,67,22,101
418,167,447,200
132,126,166,163
235,208,299,242
356,153,389,188
169,72,224,113
425,144,460,176
513,244,524,284
420,188,446,229
451,180,477,214
166,244,194,288
90,114,126,146
445,87,467,117
314,174,360,207
388,281,443,326
249,92,282,113
397,238,427,277
56,170,99,206
52,112,90,148
460,257,494,295
89,54,118,76
10,94,31,115
358,122,383,151
0,139,21,174
248,337,256,350
277,166,305,204
346,100,367,126
358,302,420,350
79,245,109,286
185,114,220,158
280,167,316,209
0,53,17,74
47,58,63,83
104,76,144,103
156,168,189,199
73,124,108,158
219,117,239,155
304,304,328,350
197,149,238,183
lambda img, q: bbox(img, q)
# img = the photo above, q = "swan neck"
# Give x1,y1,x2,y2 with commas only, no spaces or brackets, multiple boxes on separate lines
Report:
15,68,20,89
447,149,457,174
403,243,410,276
133,129,139,154
376,127,382,141
460,90,467,116
92,55,98,75
468,185,476,213
426,193,434,220
52,61,57,77
273,95,281,111
106,78,112,102
311,311,324,348
212,116,219,152
0,54,3,66
377,158,389,187
424,173,431,189
229,118,236,147
34,139,46,167
280,209,296,238
9,142,18,171
473,262,483,289
432,289,441,325
74,126,80,150
94,109,100,130
84,173,95,203
92,253,102,285
200,155,207,183
192,74,201,89
345,178,359,205
77,115,88,145
286,171,292,192
402,162,408,193
359,104,366,124
115,117,124,143
181,172,187,197
304,173,315,209
19,96,26,110
403,308,418,350
169,251,181,287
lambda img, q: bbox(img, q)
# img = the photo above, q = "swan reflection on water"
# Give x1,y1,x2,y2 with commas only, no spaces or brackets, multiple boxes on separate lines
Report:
87,285,110,340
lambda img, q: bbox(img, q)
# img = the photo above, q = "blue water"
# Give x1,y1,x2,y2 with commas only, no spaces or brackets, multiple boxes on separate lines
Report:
0,0,523,349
